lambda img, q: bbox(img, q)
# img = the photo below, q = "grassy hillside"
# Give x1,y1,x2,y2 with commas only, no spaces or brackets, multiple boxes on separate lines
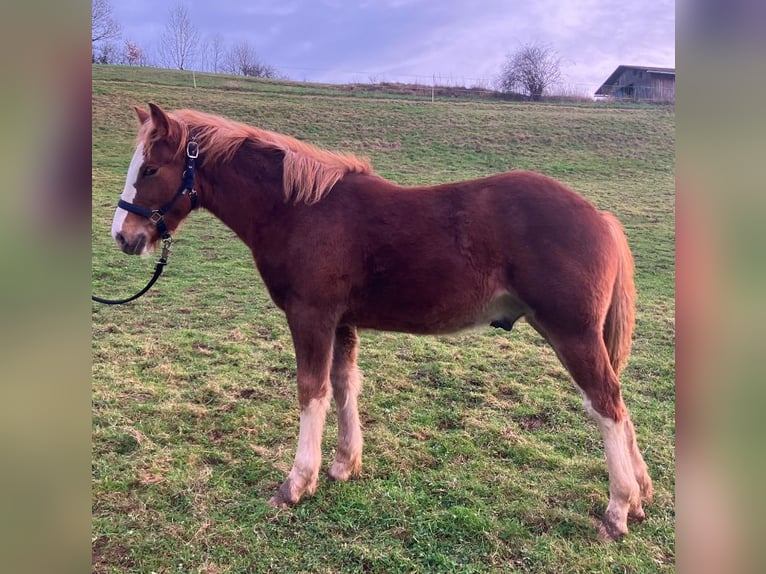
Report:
92,65,675,573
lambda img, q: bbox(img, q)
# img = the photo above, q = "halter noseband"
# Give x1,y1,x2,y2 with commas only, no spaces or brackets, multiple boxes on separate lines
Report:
117,138,200,239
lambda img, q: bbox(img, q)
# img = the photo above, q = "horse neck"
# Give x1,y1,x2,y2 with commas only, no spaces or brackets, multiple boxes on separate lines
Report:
197,147,286,248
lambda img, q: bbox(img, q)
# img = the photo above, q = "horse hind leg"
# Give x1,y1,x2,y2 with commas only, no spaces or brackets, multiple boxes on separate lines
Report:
328,325,363,482
581,388,646,539
625,416,653,511
532,319,644,540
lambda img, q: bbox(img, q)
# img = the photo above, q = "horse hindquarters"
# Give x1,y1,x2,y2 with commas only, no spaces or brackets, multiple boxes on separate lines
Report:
524,213,652,540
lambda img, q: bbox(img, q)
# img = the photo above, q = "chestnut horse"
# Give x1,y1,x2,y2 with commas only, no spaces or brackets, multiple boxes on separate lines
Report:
109,103,652,540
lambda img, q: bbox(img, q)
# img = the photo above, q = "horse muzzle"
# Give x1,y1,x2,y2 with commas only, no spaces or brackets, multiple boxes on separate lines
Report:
115,231,148,255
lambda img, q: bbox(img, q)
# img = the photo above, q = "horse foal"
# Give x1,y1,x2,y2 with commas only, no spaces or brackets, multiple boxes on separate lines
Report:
107,103,653,540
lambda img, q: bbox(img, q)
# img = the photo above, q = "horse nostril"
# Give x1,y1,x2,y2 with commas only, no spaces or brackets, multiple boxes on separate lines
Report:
115,232,126,247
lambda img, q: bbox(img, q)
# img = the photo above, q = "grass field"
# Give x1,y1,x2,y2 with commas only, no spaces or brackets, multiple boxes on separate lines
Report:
92,65,675,573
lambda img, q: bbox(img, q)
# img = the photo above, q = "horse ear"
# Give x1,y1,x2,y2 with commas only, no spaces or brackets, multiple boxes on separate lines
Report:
134,106,150,124
148,102,171,140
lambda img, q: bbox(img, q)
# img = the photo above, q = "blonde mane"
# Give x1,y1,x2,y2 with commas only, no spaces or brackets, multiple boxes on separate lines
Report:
139,109,373,204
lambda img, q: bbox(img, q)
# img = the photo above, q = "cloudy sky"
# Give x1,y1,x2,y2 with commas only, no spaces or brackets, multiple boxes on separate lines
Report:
110,0,675,95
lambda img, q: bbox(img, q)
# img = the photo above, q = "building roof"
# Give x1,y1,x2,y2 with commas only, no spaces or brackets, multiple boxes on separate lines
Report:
595,65,676,96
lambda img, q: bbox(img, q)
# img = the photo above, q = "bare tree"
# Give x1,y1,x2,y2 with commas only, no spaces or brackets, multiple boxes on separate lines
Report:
198,36,210,72
197,33,225,73
497,42,562,101
92,0,121,44
224,40,277,78
95,41,119,65
158,2,198,70
209,33,226,73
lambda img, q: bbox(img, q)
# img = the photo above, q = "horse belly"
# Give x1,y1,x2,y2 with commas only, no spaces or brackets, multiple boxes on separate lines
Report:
347,284,527,336
475,291,528,331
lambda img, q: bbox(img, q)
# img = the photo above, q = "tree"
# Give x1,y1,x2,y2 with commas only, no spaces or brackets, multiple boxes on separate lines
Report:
95,42,119,65
497,42,562,101
158,2,197,70
198,33,225,73
209,33,226,73
224,40,277,78
124,40,146,66
92,0,121,44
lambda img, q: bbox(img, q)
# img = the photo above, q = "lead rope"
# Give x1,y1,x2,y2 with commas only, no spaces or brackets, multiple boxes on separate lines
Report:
92,236,172,305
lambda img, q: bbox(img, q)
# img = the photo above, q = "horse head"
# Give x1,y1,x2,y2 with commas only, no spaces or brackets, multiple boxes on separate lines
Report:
111,103,198,255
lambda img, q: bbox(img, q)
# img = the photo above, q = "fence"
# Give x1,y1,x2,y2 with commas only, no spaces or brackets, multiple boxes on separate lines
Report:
274,66,598,101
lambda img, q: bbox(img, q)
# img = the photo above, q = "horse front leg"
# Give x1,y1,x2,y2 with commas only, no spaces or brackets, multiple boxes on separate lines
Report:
268,309,335,508
328,325,363,482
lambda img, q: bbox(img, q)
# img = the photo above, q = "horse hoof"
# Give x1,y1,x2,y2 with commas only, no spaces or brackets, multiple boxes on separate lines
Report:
328,459,361,482
597,518,628,542
628,505,646,523
328,463,350,482
268,477,302,508
268,495,289,509
639,476,654,503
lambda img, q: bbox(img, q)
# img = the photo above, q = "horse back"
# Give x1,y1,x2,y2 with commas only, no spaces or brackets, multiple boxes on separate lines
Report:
257,170,616,334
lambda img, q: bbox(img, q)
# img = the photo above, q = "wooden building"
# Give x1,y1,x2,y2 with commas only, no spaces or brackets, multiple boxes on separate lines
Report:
595,65,675,103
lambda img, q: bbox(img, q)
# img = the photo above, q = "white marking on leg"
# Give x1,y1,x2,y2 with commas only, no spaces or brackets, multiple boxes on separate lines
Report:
331,366,363,480
287,396,330,494
111,142,145,241
624,416,653,504
581,394,639,538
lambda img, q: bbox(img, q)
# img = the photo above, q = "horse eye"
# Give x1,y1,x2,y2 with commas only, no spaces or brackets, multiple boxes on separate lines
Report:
142,166,158,177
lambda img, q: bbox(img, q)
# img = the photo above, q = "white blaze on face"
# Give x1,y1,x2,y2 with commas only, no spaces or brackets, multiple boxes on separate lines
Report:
111,142,145,241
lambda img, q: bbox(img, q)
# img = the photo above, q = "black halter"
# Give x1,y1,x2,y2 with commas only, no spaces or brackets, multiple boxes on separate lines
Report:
116,139,200,239
92,138,200,305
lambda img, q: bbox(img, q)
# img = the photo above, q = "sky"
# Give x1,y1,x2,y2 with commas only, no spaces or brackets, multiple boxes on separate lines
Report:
109,0,675,96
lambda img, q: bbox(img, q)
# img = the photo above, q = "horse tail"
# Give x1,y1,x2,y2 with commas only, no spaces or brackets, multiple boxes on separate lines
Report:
601,212,636,377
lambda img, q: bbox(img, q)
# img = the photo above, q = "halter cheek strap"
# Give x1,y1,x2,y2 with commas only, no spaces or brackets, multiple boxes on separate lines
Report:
118,139,200,238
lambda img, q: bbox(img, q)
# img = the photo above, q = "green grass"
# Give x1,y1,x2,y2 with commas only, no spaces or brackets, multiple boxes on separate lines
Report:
92,65,675,573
